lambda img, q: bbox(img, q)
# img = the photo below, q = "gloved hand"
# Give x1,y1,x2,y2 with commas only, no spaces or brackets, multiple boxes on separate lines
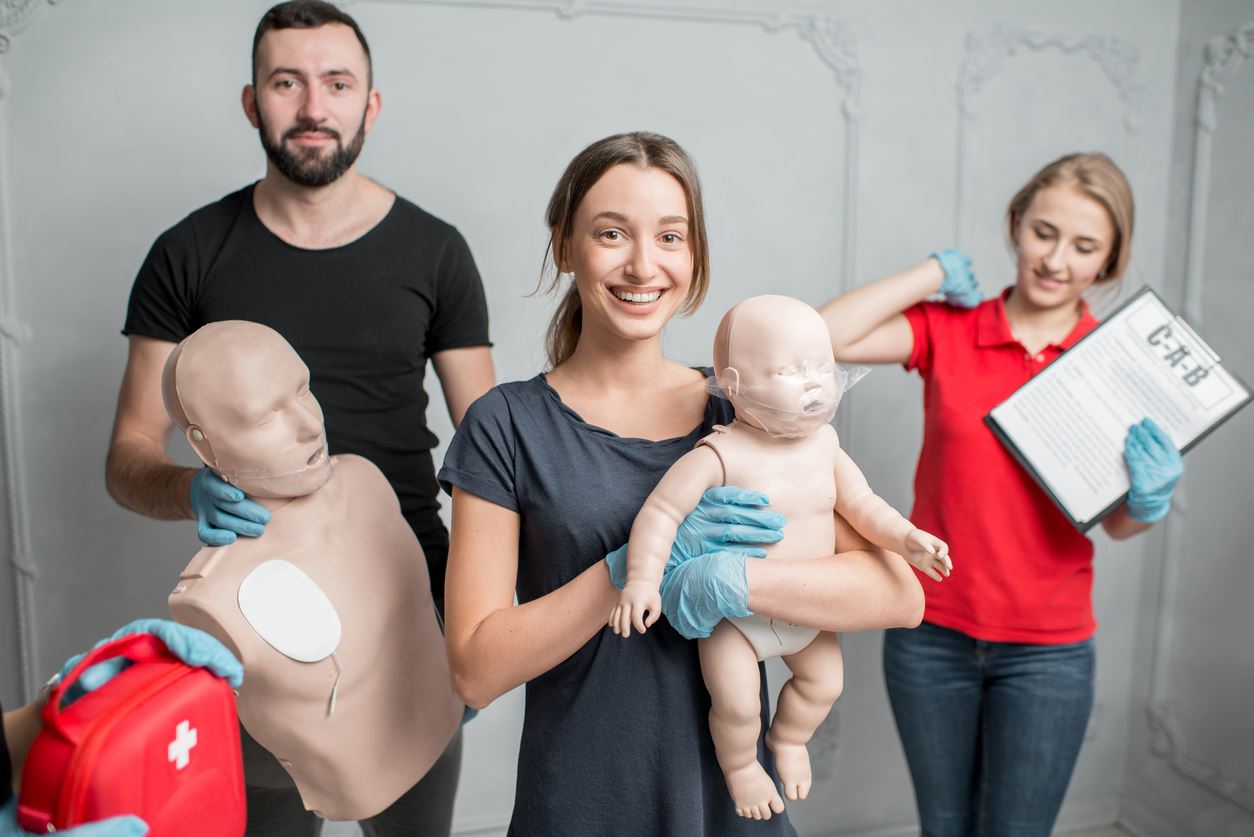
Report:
56,619,244,706
931,248,982,308
658,550,752,640
1,798,148,836
1123,418,1183,522
604,487,784,590
190,467,270,547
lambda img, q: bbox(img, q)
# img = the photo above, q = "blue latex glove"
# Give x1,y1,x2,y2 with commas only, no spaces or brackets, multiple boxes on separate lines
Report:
1123,418,1183,522
190,467,270,547
1,798,148,836
56,619,244,705
658,550,752,640
604,486,785,590
931,248,982,308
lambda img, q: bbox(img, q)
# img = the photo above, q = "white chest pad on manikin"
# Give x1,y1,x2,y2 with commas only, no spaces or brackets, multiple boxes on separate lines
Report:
238,560,344,713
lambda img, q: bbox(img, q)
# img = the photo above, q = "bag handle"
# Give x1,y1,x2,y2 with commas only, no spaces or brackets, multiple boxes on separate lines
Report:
42,633,177,735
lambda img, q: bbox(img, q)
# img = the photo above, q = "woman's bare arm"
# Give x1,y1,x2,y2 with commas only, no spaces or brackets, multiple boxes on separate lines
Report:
745,513,924,631
1100,505,1154,540
444,488,620,709
818,258,944,364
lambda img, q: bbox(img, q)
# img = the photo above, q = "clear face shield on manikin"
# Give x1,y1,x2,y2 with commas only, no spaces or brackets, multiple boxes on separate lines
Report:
708,359,867,439
710,295,868,439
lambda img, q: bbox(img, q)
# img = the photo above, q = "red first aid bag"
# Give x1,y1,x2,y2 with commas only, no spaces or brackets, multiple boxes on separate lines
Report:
17,632,246,836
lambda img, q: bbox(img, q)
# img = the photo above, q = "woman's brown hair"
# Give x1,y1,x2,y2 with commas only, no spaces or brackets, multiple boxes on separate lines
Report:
540,131,710,368
1006,152,1135,282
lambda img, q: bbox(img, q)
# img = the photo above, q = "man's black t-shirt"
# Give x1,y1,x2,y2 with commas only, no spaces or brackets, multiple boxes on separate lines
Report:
124,185,490,600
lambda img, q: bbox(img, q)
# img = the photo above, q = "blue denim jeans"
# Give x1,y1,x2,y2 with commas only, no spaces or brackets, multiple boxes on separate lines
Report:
883,621,1095,837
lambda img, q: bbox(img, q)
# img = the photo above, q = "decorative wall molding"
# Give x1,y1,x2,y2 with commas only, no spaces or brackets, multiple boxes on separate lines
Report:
0,0,59,54
1146,20,1254,816
0,62,38,698
372,0,861,295
1182,20,1254,325
954,27,1141,246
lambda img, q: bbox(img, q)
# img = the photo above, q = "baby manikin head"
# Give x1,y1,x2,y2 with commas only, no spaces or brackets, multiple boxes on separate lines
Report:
162,321,332,499
713,295,840,439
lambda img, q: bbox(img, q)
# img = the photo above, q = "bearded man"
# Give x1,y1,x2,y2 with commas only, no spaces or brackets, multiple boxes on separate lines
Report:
105,3,492,834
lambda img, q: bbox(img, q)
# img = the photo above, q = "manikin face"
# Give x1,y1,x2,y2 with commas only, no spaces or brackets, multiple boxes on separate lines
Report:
561,164,694,349
177,324,332,499
720,296,839,439
245,24,380,188
1012,184,1116,312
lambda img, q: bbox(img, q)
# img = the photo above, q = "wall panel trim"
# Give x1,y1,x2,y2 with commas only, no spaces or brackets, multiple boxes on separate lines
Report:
954,26,1141,247
1146,18,1254,816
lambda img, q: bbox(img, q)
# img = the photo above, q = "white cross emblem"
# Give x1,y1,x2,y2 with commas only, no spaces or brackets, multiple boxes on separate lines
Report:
167,720,198,770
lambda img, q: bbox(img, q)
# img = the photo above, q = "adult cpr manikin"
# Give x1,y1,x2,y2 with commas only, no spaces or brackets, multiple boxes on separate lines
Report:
610,295,951,819
163,321,462,821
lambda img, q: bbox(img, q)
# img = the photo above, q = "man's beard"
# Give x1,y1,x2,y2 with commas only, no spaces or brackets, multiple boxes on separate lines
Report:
256,110,367,188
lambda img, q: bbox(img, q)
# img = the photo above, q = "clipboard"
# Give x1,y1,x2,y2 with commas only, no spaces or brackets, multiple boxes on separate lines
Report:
984,287,1251,531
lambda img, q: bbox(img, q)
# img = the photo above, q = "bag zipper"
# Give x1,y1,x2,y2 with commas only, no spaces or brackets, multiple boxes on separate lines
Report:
55,666,190,826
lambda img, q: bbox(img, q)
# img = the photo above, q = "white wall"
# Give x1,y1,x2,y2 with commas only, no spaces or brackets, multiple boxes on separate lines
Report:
2,2,1242,836
1119,2,1254,836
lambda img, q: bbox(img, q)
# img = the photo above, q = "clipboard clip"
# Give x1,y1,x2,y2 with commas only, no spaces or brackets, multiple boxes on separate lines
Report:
1175,315,1220,363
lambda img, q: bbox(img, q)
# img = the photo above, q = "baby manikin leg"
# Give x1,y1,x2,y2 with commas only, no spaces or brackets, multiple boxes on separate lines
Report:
699,620,785,820
767,630,844,801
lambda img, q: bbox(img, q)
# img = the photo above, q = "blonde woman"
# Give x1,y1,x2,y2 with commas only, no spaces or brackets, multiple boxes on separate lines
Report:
817,153,1184,836
439,132,923,835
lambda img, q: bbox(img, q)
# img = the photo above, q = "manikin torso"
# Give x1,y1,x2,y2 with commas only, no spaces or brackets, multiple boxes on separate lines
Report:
699,423,838,660
170,456,461,820
611,295,948,819
162,321,462,821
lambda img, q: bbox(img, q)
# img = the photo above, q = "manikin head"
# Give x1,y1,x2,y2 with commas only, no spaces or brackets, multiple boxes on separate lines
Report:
713,295,840,439
162,321,332,499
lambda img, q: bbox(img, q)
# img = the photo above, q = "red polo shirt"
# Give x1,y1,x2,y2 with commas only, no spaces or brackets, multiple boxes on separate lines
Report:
903,289,1100,644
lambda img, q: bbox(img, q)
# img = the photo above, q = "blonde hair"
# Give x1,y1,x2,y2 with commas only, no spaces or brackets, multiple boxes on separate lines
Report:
1006,152,1134,282
539,131,710,369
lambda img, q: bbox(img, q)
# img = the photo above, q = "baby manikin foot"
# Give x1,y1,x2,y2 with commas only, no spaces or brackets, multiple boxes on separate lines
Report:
725,761,785,820
767,735,813,801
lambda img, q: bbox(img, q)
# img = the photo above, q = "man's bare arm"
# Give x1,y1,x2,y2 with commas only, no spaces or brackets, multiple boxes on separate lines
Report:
431,346,495,428
104,335,196,520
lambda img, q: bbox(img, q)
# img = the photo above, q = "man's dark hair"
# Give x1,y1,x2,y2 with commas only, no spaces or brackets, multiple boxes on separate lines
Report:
252,0,372,86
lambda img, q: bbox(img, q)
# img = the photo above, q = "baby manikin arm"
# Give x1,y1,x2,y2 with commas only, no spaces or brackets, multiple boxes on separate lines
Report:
611,446,724,637
832,446,951,581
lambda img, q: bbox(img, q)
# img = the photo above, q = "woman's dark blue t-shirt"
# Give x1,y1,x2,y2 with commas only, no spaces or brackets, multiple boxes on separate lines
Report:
439,373,795,837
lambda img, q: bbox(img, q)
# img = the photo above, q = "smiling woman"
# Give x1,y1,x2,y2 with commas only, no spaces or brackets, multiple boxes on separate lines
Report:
437,132,923,836
537,132,710,371
815,152,1183,837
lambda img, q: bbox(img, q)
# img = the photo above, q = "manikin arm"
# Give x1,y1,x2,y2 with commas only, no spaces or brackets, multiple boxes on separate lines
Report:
611,447,723,637
833,445,951,581
746,512,924,631
817,258,944,364
431,346,496,428
444,488,621,710
105,335,196,519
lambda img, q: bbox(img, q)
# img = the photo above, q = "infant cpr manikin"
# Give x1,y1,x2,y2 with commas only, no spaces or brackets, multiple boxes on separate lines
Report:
610,295,951,820
164,321,463,821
